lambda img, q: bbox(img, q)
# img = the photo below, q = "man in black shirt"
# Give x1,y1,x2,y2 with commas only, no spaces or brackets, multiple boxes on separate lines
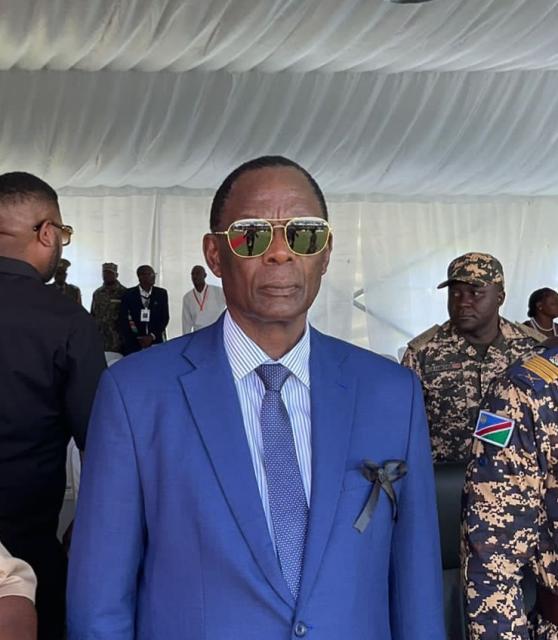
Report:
0,172,105,639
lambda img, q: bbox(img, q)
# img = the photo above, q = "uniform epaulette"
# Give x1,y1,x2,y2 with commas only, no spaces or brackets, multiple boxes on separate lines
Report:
510,347,558,392
407,325,440,351
513,321,546,343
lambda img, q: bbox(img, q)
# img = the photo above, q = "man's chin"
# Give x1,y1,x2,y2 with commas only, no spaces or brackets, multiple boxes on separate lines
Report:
453,318,479,332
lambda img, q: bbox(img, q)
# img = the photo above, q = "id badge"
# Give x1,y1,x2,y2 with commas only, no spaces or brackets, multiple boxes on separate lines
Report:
140,309,151,322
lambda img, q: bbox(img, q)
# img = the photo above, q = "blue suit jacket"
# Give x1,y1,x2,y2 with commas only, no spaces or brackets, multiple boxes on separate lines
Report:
68,318,444,639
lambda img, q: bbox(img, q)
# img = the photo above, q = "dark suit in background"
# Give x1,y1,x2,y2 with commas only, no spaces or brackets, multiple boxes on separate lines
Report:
118,285,170,355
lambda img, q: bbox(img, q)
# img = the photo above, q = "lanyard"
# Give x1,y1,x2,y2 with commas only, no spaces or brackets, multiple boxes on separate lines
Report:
193,287,208,312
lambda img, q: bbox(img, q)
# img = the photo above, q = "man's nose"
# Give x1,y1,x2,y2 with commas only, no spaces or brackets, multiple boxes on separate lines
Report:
263,226,293,264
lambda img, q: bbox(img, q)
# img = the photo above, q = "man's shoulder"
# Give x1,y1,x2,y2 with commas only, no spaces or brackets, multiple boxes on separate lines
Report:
506,346,558,395
407,323,444,352
500,317,544,344
310,328,412,381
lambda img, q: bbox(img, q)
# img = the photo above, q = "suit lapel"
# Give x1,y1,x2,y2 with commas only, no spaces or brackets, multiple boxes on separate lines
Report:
178,321,294,608
298,329,356,606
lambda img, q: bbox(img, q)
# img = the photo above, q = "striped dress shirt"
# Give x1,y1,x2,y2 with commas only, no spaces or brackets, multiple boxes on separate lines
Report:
223,311,312,546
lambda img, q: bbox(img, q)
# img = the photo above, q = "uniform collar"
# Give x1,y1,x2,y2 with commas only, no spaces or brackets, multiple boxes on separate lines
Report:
0,256,42,281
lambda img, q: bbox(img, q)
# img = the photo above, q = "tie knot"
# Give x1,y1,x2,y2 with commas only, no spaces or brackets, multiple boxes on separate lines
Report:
256,364,291,392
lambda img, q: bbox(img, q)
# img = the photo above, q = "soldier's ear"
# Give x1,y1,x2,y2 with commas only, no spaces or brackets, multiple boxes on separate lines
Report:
497,288,505,306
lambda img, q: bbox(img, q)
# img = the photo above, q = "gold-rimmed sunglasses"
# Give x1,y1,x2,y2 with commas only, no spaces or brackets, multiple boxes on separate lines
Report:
32,219,74,246
212,217,332,258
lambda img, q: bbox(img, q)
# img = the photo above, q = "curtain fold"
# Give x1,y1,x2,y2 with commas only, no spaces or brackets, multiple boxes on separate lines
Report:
59,194,558,354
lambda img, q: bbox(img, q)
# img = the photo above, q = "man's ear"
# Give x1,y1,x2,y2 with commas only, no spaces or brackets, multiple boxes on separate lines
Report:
497,288,506,306
203,233,222,278
37,220,57,248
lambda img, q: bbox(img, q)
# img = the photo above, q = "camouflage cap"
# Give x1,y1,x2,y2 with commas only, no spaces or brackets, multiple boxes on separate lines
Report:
437,252,504,289
57,258,71,270
102,262,118,273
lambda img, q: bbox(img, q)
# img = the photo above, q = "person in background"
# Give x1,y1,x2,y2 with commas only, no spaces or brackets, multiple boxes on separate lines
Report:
463,343,558,639
118,264,169,355
182,264,226,334
46,258,82,306
525,287,558,339
0,540,37,640
0,171,105,640
68,155,444,640
402,252,542,463
91,262,127,355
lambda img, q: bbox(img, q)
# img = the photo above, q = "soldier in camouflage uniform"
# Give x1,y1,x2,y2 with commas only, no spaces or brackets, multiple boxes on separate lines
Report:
46,257,82,305
402,252,542,463
90,262,127,353
463,345,558,639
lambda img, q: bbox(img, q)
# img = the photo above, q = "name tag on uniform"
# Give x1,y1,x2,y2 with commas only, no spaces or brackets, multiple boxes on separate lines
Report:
140,309,151,322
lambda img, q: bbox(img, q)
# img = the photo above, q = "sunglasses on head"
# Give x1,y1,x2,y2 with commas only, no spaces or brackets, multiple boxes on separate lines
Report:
213,217,332,258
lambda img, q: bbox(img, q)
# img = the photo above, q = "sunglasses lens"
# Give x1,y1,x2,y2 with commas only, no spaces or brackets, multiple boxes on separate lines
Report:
228,220,272,257
286,218,329,255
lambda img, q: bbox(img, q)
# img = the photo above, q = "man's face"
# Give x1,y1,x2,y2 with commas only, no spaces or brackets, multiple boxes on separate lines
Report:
102,269,117,286
191,267,206,290
447,281,503,334
137,267,155,290
204,167,331,333
25,199,63,282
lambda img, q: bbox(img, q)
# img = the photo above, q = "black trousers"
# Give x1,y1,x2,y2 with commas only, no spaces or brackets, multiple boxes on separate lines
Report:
0,519,67,640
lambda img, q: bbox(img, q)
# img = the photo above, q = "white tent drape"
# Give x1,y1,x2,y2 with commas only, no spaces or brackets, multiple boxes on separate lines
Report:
59,193,558,356
4,68,558,196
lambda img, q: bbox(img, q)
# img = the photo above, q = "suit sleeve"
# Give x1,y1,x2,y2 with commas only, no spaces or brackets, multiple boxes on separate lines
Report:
64,313,106,450
118,292,136,355
462,380,543,640
67,370,145,640
389,371,445,640
158,289,170,336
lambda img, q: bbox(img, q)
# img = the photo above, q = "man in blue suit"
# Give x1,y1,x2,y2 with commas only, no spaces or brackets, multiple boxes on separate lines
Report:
67,156,445,639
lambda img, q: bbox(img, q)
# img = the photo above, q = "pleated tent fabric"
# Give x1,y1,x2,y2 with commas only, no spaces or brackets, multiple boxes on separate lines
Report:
2,0,558,353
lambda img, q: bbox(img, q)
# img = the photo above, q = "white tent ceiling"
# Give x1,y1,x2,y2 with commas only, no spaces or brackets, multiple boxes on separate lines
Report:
2,0,558,195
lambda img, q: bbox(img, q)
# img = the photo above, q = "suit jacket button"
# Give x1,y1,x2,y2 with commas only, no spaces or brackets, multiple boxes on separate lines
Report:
294,621,308,637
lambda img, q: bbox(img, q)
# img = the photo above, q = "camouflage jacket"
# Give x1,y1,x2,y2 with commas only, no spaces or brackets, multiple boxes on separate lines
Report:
90,282,127,353
402,317,541,462
462,346,558,640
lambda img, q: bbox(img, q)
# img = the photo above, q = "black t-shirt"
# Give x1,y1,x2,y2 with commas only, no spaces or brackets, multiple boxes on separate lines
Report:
0,257,106,532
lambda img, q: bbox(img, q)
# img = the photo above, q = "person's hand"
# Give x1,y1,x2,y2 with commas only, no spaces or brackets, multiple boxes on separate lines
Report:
137,335,154,349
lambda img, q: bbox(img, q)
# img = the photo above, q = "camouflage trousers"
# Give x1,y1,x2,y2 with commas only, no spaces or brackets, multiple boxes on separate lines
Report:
530,614,558,639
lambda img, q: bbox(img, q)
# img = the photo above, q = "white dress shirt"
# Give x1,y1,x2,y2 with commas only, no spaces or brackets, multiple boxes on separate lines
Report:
182,284,226,334
222,311,312,546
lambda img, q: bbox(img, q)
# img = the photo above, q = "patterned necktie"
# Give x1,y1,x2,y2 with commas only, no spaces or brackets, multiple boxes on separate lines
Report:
256,364,308,600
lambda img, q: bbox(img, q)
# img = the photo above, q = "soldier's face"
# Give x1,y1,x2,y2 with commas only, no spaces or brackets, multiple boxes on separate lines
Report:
448,282,504,334
103,269,117,285
54,267,67,285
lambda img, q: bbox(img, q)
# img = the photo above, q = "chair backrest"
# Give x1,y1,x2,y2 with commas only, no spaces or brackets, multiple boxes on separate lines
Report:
434,462,467,571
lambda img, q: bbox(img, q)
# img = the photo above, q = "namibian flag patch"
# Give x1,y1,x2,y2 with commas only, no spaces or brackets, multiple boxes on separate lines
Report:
473,410,515,448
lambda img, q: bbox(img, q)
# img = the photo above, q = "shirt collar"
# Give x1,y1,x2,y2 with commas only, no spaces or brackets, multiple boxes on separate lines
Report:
0,256,42,281
139,285,152,297
223,310,310,388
